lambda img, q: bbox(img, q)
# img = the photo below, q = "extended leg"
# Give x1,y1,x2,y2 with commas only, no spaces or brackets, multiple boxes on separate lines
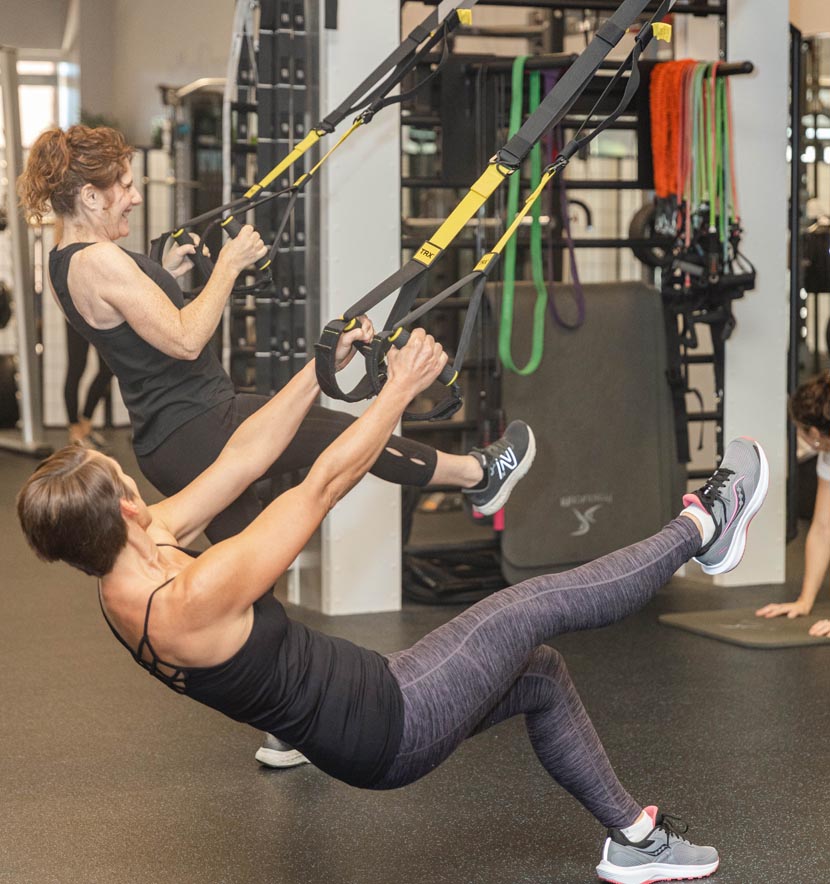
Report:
375,516,701,791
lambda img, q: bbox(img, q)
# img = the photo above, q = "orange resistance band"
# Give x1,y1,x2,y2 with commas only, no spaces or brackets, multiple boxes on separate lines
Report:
650,59,697,201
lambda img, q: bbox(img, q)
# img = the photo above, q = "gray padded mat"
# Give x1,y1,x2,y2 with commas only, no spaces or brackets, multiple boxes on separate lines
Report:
659,603,830,648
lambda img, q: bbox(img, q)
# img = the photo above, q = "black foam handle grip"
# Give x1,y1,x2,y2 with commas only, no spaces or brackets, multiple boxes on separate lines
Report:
388,327,457,387
171,228,215,280
220,215,273,273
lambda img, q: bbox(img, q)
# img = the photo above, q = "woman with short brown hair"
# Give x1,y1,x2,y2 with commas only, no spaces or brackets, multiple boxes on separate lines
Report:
19,324,768,883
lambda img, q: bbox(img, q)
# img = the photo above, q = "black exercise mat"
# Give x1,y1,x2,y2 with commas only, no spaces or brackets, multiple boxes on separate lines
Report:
659,603,830,649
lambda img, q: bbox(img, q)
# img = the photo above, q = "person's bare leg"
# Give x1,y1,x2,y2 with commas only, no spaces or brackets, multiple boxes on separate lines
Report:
429,451,484,488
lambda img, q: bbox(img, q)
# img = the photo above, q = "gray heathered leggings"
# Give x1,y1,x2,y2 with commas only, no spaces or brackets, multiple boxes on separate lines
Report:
373,517,700,829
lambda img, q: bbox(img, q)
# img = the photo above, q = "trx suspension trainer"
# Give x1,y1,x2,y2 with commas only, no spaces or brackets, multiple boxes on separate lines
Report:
315,0,676,421
150,0,480,290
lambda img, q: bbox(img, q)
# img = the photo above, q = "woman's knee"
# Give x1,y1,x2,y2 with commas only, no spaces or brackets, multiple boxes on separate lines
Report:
524,645,573,692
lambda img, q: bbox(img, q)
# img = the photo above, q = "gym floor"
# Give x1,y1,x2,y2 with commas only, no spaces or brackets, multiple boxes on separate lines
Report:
2,432,828,884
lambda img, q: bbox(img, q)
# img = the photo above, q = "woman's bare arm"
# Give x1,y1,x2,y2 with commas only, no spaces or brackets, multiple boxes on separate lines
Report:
757,476,830,619
68,227,265,359
184,331,447,616
148,319,374,546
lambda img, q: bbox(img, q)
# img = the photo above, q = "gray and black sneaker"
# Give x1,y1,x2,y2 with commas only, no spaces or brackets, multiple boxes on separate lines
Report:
683,436,769,575
462,421,536,517
596,807,719,884
254,733,309,769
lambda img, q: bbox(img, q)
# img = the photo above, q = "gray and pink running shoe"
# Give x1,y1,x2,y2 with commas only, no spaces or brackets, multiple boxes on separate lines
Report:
684,436,769,575
596,806,719,884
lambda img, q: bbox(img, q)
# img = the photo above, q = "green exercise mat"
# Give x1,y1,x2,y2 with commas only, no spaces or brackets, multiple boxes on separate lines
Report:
659,604,830,649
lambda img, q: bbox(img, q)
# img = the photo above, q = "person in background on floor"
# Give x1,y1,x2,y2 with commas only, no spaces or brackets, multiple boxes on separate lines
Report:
18,124,536,768
64,319,113,448
17,321,769,884
757,371,830,636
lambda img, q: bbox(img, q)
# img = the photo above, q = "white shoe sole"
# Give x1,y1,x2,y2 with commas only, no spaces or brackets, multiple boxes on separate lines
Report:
254,746,310,769
698,438,769,575
596,857,719,884
473,427,537,517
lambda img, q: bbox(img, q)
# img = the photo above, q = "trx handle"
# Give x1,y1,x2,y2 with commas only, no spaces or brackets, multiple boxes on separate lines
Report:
314,319,383,403
313,319,462,420
384,327,460,389
219,214,273,277
171,227,216,283
371,326,464,422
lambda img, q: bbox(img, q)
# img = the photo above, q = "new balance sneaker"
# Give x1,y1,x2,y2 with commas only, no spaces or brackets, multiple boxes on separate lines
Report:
254,733,310,769
683,436,769,575
462,421,536,517
596,807,719,884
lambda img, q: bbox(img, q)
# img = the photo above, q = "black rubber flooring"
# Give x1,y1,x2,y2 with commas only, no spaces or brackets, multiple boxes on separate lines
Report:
2,430,829,884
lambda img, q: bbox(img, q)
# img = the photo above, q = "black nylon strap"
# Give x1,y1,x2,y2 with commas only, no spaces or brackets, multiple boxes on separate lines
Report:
596,20,626,46
359,26,453,122
343,259,427,322
321,2,478,131
149,233,168,266
562,0,675,162
403,388,463,422
500,0,662,165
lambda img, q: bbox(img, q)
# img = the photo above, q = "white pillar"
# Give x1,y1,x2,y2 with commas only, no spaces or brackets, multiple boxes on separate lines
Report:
719,0,790,586
310,0,403,614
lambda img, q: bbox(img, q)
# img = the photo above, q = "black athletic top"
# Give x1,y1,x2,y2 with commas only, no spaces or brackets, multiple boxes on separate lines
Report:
98,549,405,789
49,243,235,455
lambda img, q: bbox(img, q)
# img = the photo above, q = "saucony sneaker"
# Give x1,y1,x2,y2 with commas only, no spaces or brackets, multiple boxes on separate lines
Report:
683,436,769,575
596,807,719,884
255,733,309,769
462,421,536,516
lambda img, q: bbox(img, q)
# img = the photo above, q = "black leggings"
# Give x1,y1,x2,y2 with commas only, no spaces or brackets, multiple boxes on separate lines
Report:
137,395,439,542
371,517,700,828
64,321,113,424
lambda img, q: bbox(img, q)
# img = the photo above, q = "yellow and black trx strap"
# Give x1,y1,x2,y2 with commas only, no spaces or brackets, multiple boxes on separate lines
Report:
149,0,479,290
315,0,676,421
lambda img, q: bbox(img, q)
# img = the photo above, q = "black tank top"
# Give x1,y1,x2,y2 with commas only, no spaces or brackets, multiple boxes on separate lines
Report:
50,243,235,455
98,549,405,789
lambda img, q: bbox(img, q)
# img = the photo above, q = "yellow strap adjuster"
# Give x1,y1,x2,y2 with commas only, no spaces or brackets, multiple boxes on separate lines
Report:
456,9,472,26
652,22,672,43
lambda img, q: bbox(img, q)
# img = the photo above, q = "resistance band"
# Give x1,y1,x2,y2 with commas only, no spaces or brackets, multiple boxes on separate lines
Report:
499,58,547,376
498,60,585,377
648,59,755,461
315,0,676,419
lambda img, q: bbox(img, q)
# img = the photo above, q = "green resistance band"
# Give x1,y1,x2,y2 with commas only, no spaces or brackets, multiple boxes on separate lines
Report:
499,56,550,377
